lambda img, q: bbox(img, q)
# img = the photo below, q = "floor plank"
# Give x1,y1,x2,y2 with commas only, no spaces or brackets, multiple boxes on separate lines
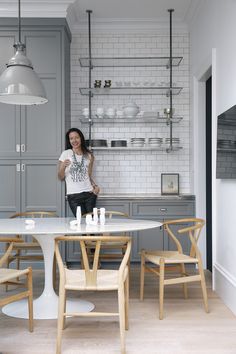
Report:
0,267,236,354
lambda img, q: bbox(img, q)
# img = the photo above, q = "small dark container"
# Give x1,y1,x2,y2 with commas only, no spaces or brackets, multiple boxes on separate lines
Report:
111,140,127,147
104,80,112,88
94,80,102,88
85,139,107,147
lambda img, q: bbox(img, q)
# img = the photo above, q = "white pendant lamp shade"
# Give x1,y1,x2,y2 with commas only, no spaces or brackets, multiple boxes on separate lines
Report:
0,43,48,106
0,0,48,106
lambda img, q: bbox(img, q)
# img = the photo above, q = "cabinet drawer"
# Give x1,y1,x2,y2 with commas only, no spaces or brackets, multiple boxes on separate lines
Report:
132,201,195,217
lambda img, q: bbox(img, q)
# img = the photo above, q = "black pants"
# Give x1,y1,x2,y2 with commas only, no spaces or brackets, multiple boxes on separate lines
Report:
67,192,97,217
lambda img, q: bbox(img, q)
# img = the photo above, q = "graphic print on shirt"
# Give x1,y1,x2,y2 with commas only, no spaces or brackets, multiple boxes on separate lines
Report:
70,152,87,182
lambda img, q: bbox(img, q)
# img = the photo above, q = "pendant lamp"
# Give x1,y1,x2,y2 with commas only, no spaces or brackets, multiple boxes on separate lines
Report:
0,0,48,105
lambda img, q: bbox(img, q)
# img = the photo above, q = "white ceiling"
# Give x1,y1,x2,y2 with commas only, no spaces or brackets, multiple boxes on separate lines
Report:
0,0,201,29
71,0,197,22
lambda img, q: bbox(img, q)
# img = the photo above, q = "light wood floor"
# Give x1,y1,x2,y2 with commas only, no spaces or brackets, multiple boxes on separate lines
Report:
0,266,236,354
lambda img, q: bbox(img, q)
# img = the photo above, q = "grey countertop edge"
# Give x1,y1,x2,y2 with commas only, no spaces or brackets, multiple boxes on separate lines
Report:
98,194,195,200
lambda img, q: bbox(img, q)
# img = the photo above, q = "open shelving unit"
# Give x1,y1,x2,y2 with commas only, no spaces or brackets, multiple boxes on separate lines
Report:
79,9,183,153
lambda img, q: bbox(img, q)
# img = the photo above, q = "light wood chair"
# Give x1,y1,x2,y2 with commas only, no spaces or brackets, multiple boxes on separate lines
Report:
55,235,131,354
5,211,57,289
140,218,209,320
0,237,33,332
83,210,130,265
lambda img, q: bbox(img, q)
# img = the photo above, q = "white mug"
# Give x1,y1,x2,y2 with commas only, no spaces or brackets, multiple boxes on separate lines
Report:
82,107,89,117
106,107,116,118
96,107,104,118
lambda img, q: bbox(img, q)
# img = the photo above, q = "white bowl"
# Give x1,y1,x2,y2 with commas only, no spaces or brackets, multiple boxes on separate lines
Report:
123,103,140,117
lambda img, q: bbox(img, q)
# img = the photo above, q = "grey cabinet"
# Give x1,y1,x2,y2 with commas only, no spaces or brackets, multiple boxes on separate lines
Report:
65,197,195,264
0,160,62,217
132,200,195,260
0,19,71,218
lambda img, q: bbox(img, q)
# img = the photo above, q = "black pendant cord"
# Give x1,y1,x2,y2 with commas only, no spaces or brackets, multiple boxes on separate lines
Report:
86,10,93,148
18,0,21,43
168,9,174,151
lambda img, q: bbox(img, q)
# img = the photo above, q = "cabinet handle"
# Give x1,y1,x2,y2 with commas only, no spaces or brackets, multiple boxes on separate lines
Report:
21,144,25,153
16,144,20,153
160,208,167,212
16,163,21,172
21,164,25,172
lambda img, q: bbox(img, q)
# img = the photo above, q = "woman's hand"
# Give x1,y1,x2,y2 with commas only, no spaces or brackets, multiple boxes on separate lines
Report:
93,185,100,195
58,159,71,180
63,159,71,168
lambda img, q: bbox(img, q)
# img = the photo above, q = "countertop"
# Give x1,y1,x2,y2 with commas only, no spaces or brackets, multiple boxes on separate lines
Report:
98,194,195,200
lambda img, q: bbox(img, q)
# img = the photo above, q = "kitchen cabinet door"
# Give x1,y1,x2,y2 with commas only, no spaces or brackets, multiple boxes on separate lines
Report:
0,160,21,218
20,160,62,215
0,34,21,158
21,77,61,158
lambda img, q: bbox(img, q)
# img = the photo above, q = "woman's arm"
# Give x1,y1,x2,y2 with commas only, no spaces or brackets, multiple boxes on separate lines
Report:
58,160,70,181
88,154,100,194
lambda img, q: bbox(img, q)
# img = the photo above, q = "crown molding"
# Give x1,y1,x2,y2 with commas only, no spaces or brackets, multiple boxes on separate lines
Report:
71,18,188,35
0,0,73,18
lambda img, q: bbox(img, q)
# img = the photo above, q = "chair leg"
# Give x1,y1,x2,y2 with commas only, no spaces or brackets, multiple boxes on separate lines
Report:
140,251,145,300
198,260,209,313
159,258,165,320
180,263,188,299
5,257,10,292
124,274,129,330
27,267,34,332
118,285,126,354
56,285,66,354
63,289,67,330
53,255,57,290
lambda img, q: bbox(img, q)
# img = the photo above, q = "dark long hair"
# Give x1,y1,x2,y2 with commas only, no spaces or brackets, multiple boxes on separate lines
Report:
65,128,91,155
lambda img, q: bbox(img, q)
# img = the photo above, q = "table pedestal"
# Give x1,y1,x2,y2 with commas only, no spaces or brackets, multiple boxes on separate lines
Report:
2,232,94,319
2,293,94,320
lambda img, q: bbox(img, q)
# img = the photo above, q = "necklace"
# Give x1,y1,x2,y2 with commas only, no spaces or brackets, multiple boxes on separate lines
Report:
70,151,87,182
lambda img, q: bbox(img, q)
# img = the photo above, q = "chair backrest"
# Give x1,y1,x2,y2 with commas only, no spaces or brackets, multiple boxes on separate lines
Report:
82,210,130,235
55,236,132,287
10,211,57,219
164,218,205,258
83,210,129,218
0,238,23,268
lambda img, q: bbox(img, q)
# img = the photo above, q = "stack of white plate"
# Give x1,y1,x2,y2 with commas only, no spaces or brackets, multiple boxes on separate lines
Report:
131,138,145,147
217,139,234,149
165,137,180,146
148,137,163,147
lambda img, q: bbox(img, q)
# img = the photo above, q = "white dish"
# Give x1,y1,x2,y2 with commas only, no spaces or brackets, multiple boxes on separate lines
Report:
25,219,35,226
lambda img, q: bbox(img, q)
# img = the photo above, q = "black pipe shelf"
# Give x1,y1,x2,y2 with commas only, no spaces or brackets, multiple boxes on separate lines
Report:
79,56,183,68
80,116,183,124
89,146,183,151
79,87,182,96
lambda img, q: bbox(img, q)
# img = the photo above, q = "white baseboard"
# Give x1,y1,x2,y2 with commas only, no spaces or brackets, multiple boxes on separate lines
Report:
214,262,236,315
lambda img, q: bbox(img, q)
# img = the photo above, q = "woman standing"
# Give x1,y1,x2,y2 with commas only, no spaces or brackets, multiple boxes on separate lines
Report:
58,128,100,217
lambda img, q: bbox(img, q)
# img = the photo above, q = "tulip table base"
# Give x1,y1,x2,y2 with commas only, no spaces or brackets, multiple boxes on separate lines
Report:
2,292,94,320
2,232,94,320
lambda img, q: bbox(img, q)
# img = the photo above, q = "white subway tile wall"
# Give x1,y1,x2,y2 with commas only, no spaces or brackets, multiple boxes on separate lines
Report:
70,28,190,194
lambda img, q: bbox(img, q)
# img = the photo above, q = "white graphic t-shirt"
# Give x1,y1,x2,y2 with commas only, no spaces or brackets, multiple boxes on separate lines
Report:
59,149,93,195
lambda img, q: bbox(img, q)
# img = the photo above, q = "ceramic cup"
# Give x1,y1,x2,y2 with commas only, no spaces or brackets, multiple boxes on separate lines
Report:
96,107,104,118
82,107,89,117
106,108,116,118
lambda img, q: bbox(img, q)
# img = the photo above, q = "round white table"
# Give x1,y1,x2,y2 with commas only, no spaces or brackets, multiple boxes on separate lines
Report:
0,217,162,319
